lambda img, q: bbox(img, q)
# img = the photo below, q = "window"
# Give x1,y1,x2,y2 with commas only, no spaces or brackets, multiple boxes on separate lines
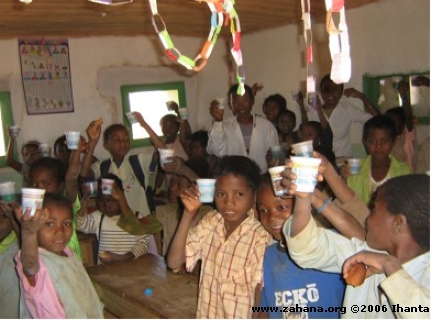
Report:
121,81,187,148
363,72,430,124
0,92,14,167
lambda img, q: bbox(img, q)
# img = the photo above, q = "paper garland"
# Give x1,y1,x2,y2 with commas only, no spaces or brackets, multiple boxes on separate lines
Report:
301,0,316,99
325,0,351,84
147,0,245,95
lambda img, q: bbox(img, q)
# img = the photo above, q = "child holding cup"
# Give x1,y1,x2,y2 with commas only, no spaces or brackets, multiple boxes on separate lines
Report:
167,155,271,318
13,193,103,318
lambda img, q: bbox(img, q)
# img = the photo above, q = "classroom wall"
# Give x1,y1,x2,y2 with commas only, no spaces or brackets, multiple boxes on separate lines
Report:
0,0,429,185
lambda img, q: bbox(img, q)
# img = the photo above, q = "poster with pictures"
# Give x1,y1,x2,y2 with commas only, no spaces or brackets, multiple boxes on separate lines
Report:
19,38,74,115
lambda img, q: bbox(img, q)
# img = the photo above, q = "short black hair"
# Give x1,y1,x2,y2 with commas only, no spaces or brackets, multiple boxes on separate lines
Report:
362,115,397,142
278,109,297,124
29,157,66,184
320,74,344,91
378,174,430,250
103,124,128,143
160,114,180,132
190,130,209,148
264,94,287,111
22,140,41,154
213,155,261,192
185,157,210,179
385,107,406,127
228,84,254,99
43,193,73,218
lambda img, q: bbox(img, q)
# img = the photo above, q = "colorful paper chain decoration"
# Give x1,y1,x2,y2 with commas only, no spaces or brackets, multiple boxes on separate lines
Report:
148,0,245,95
325,0,351,84
301,0,316,98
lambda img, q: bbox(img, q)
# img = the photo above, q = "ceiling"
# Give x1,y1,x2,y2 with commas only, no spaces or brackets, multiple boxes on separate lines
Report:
0,0,379,39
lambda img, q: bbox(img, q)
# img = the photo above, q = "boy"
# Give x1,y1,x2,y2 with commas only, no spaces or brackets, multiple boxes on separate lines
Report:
283,174,429,318
167,156,271,318
207,84,278,174
342,115,411,205
256,175,345,318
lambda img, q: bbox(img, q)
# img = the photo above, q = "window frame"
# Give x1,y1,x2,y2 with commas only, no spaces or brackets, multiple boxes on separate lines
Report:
121,81,187,148
0,92,14,167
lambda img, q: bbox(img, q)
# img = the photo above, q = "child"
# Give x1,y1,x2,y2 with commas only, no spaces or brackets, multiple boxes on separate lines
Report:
256,175,345,318
28,157,82,259
80,119,159,253
6,134,41,187
167,155,271,318
262,93,288,128
188,130,218,177
77,174,150,263
385,80,417,171
277,109,299,152
307,75,380,162
14,193,103,318
342,115,411,205
283,174,430,318
207,84,279,174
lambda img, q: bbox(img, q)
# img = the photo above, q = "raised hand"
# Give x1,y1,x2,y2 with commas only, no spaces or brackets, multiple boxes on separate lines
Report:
209,100,224,122
179,184,202,216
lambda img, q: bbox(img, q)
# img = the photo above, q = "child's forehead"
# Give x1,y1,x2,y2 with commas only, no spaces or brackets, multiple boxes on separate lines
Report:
44,203,73,219
367,127,392,137
109,128,129,137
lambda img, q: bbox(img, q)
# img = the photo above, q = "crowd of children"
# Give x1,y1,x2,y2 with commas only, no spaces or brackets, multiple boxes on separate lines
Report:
0,75,429,319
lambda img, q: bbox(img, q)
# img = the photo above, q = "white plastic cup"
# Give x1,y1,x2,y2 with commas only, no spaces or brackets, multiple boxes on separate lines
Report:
21,188,46,217
101,179,114,195
178,108,188,120
290,156,322,193
166,101,178,111
158,148,174,166
291,140,314,158
126,112,137,124
9,125,20,138
65,131,81,150
268,166,288,197
270,145,281,159
216,98,225,110
38,144,51,157
347,158,361,175
83,181,98,198
196,179,216,203
0,181,16,202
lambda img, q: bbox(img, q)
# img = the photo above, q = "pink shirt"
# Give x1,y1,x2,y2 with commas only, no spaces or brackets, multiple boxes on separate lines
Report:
15,248,68,319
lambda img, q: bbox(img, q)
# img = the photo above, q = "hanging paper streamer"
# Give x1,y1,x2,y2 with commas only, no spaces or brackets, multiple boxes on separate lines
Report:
147,0,245,95
325,0,351,84
301,0,316,104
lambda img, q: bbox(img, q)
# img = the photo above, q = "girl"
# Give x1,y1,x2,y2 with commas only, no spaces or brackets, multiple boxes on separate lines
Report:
14,193,103,318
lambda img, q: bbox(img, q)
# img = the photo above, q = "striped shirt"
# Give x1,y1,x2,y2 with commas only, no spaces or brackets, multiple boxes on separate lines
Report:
186,209,271,318
77,210,149,261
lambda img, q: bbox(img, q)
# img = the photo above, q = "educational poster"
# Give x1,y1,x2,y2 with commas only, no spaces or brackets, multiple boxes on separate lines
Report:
19,38,74,115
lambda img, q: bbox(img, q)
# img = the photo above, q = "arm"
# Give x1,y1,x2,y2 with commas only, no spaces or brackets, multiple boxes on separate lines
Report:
80,118,103,179
344,88,380,116
295,91,309,124
6,136,22,173
15,207,47,286
64,141,87,203
166,184,202,270
134,111,167,149
398,80,414,132
163,156,200,182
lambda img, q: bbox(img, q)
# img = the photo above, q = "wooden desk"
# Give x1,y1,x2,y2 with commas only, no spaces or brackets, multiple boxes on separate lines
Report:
86,254,198,319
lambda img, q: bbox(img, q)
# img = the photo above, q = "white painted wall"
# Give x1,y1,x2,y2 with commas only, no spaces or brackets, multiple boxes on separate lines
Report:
0,0,429,184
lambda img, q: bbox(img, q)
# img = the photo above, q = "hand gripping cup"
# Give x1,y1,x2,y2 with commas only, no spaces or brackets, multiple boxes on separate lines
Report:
290,156,322,193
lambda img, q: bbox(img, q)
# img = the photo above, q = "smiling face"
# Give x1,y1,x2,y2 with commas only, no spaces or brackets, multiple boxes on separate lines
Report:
278,113,296,135
215,174,255,232
320,77,343,109
104,128,131,161
257,182,294,241
264,101,282,124
37,204,73,255
230,91,254,118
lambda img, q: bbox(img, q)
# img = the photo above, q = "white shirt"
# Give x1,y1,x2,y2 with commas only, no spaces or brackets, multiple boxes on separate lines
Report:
207,114,278,173
283,217,430,319
308,97,372,157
